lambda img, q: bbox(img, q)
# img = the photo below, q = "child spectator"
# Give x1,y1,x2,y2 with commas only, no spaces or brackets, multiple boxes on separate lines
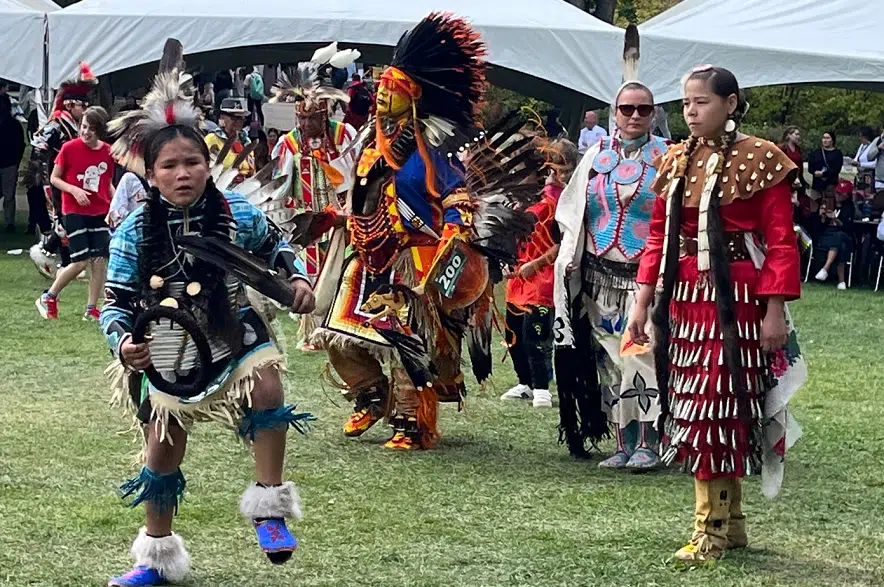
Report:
501,138,579,408
36,106,115,321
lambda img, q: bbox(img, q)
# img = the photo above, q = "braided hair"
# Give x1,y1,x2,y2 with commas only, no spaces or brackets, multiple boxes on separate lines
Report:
651,135,694,436
138,125,243,352
653,66,752,436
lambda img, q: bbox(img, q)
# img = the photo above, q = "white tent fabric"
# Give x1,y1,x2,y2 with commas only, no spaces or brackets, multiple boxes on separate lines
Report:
47,0,625,101
640,0,884,103
0,0,55,87
13,0,58,10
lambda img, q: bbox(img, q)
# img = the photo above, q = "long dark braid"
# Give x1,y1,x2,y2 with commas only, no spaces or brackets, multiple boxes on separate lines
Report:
196,181,243,353
706,129,752,427
652,135,698,438
138,187,172,305
137,125,243,353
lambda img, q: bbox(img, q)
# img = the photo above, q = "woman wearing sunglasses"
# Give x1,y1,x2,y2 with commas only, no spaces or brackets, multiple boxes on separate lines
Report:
553,81,668,469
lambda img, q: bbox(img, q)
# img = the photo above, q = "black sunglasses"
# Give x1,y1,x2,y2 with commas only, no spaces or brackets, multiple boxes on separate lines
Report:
617,104,655,118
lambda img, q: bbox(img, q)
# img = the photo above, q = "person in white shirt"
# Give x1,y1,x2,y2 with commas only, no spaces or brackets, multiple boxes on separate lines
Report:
856,127,883,196
107,171,148,230
848,127,876,170
577,110,607,154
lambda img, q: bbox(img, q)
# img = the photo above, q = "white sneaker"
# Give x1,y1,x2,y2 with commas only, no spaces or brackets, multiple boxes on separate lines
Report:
815,268,828,282
532,389,553,408
837,282,847,290
500,384,533,400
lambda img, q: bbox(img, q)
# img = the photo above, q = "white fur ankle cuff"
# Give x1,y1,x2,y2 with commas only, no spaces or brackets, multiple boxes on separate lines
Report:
130,527,190,583
239,481,302,521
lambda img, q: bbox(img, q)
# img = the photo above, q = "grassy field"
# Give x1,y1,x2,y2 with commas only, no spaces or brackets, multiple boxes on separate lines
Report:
1,227,883,587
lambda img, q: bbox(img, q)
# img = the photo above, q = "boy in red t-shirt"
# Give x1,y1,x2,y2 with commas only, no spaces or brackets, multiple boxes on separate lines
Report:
502,139,578,408
36,106,115,321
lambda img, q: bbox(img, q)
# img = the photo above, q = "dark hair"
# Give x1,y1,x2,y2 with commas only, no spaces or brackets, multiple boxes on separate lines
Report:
0,94,10,121
822,130,837,146
267,127,280,138
138,125,241,352
653,66,751,438
554,138,579,183
143,124,210,173
859,126,875,141
685,66,749,127
82,106,110,140
781,125,799,144
351,73,361,82
615,82,654,106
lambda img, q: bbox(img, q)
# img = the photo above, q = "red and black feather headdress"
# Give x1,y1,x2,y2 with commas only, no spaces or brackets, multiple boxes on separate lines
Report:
389,12,487,128
53,62,97,114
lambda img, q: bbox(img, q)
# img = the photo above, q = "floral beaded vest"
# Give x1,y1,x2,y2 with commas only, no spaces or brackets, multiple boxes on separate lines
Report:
586,135,668,261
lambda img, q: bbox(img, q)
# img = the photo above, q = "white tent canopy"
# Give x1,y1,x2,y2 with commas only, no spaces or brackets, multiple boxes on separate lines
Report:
0,0,56,87
14,0,58,10
640,0,884,103
47,0,625,104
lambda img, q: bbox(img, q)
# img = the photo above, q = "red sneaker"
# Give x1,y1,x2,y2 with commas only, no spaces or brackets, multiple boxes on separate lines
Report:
36,294,58,319
83,307,100,321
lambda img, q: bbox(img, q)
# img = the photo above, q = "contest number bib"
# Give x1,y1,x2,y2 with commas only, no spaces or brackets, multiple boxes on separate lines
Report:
433,247,468,298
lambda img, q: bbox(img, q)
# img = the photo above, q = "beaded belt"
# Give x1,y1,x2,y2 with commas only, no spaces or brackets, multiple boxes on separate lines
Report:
581,252,639,293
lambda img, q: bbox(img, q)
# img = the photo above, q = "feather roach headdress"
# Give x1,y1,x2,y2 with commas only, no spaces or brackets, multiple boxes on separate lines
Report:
387,12,487,129
270,42,361,115
53,62,97,114
108,39,199,176
371,13,488,194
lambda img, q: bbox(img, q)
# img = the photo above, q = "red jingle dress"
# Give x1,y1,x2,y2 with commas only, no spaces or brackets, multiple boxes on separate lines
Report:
636,136,801,479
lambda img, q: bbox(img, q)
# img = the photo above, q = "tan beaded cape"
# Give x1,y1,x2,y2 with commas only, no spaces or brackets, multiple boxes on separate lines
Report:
651,136,798,206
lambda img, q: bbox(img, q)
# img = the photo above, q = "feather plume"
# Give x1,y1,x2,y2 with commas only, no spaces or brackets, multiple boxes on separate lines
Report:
108,38,197,177
108,70,199,177
213,141,258,192
269,68,303,104
466,297,492,383
390,13,487,127
329,49,361,69
208,133,238,181
176,236,295,307
453,111,547,277
158,38,185,75
311,42,339,64
247,176,288,207
78,62,96,83
622,24,641,83
271,61,350,112
238,156,280,197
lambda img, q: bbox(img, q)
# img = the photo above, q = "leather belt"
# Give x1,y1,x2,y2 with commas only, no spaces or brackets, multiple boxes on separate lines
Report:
680,232,752,262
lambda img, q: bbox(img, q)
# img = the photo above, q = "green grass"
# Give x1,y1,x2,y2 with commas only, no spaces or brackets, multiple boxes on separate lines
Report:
1,227,883,587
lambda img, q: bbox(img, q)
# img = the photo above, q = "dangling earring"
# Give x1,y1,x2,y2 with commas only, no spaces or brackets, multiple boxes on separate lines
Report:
724,118,736,133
